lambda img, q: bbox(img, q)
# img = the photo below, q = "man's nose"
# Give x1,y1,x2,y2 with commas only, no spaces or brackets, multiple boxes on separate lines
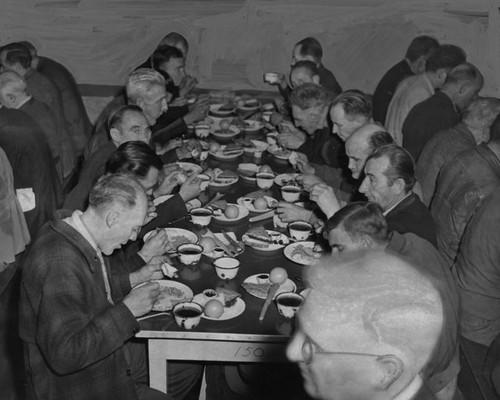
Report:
286,333,305,362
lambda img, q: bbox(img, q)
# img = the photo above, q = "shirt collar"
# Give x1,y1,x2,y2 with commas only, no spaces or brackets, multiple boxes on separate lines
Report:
63,210,101,256
16,95,32,109
383,192,412,216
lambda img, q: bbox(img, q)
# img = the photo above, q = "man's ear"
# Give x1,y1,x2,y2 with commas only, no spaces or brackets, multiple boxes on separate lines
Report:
375,354,404,389
109,127,121,143
105,209,120,229
393,177,406,195
359,234,373,249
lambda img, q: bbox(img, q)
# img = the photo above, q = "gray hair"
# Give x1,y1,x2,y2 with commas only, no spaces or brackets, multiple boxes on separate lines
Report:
125,68,165,104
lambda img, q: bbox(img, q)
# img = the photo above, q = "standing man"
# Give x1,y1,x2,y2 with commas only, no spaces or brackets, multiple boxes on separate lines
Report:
372,35,439,125
287,251,445,400
19,173,173,400
403,62,483,161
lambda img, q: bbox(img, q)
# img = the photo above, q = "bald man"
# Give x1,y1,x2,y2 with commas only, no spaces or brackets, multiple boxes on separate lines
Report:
287,251,445,400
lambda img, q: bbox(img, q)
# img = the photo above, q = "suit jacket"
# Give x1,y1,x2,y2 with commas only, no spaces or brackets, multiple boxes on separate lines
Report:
372,59,413,125
19,211,140,400
403,91,459,162
386,192,437,246
37,56,92,153
20,97,76,179
0,107,62,236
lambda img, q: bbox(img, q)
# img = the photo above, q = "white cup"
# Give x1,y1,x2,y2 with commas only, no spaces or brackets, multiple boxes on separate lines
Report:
214,257,240,280
256,172,275,189
281,185,301,202
275,292,304,319
195,124,210,138
173,302,203,330
262,111,273,123
190,207,212,226
288,221,312,241
177,243,203,266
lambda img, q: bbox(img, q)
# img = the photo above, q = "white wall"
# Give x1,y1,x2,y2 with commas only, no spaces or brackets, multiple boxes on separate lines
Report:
1,0,498,95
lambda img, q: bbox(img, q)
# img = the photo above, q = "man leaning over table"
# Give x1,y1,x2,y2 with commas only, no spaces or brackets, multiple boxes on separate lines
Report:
19,173,200,400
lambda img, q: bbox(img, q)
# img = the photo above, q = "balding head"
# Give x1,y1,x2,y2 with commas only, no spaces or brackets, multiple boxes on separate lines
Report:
0,70,29,108
462,97,500,144
345,123,393,179
287,252,443,400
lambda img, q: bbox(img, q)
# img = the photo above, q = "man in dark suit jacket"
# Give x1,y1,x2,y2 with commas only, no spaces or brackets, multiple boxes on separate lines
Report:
0,70,76,180
359,144,436,245
372,35,439,125
0,106,62,236
403,63,483,161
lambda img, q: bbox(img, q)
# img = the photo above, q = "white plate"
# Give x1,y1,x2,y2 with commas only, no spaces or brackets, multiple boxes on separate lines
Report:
192,293,246,321
208,173,239,187
211,125,241,139
242,274,296,299
176,162,203,175
209,103,235,116
212,204,249,223
143,228,198,253
152,280,194,311
242,230,289,251
237,195,278,213
237,102,261,112
283,241,321,266
209,145,244,160
267,145,292,160
274,173,301,187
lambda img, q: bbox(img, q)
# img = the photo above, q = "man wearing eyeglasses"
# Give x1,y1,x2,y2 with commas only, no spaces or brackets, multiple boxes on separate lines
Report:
287,251,445,400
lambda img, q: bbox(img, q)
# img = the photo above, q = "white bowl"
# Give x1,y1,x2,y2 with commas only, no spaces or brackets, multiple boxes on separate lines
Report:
213,257,240,280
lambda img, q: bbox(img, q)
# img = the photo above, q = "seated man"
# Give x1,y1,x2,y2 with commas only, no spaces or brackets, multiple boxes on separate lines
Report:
0,43,81,158
431,114,500,267
372,35,439,125
417,96,500,206
329,89,372,142
0,70,76,181
287,251,445,400
21,40,93,151
359,144,436,245
19,173,172,400
289,60,321,89
386,44,466,145
325,202,460,400
403,62,483,161
65,105,152,211
267,36,342,99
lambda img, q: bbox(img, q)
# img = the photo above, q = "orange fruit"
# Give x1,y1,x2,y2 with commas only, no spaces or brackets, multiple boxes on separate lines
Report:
224,205,240,219
269,267,288,284
253,197,268,210
199,237,217,253
204,299,224,318
220,119,231,131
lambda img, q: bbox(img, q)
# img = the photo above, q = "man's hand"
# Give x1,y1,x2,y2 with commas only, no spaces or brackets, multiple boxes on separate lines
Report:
123,281,160,317
298,173,324,192
178,75,198,98
309,183,342,219
143,200,157,225
183,96,209,126
138,229,169,263
278,122,306,149
276,201,313,223
153,169,181,198
294,153,315,174
176,139,202,160
179,174,202,202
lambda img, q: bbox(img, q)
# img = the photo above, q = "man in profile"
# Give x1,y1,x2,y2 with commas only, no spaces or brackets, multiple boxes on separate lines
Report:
329,89,372,142
287,251,445,400
372,35,439,125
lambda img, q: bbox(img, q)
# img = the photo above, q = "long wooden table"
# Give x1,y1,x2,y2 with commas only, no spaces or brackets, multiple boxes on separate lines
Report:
137,127,314,396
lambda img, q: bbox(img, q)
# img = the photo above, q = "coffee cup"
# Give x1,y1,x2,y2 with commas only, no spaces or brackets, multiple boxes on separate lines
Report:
200,150,209,161
190,207,212,226
256,172,275,189
212,247,225,259
257,273,269,284
281,185,301,202
177,243,203,266
262,102,274,112
275,292,304,318
195,124,210,138
288,221,312,241
172,301,203,329
213,257,240,280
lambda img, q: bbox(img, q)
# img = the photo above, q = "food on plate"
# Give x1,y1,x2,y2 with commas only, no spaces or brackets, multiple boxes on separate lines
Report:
155,285,187,309
291,243,323,261
165,235,192,252
203,299,224,318
212,169,238,184
209,199,228,211
241,282,272,298
219,103,235,112
237,168,257,178
220,119,231,131
269,267,288,284
215,287,241,307
224,205,240,219
259,164,273,174
222,144,243,155
253,197,268,210
199,237,217,253
209,142,221,153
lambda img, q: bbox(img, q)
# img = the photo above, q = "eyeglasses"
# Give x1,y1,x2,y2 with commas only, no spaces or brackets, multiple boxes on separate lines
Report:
301,336,381,364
